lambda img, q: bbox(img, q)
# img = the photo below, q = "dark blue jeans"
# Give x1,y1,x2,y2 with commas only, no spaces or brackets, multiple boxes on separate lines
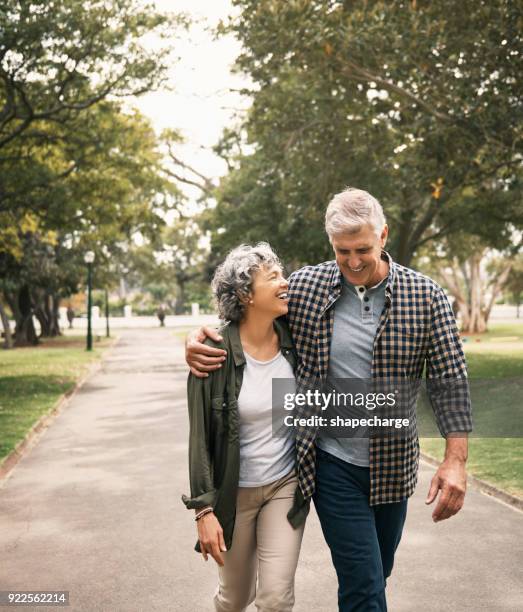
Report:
313,446,408,612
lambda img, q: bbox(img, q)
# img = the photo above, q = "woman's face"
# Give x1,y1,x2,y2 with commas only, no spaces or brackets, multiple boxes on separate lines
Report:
248,263,289,318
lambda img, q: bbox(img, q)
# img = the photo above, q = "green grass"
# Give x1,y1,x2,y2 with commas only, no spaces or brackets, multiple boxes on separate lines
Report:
420,321,523,498
172,326,200,341
0,335,114,462
3,321,521,497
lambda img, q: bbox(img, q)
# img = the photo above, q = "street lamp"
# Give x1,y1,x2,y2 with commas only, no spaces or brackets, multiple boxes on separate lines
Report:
84,251,95,351
105,287,110,338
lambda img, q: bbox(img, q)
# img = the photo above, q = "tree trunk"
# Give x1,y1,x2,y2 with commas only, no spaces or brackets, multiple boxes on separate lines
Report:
394,207,414,267
34,303,50,336
466,252,487,333
4,290,21,333
436,250,513,334
35,292,62,337
456,253,512,334
456,299,471,331
0,299,13,349
14,285,39,346
437,262,470,329
483,262,513,323
50,294,62,336
175,283,186,315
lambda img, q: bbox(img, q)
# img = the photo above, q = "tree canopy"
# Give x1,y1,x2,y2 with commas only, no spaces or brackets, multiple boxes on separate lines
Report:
0,0,186,346
207,0,522,269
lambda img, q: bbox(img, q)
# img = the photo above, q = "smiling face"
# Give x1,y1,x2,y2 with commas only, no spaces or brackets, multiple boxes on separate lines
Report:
247,263,289,318
331,224,389,287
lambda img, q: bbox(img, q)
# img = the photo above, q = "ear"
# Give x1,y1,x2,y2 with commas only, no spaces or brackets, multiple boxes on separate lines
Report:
380,224,389,247
240,292,253,306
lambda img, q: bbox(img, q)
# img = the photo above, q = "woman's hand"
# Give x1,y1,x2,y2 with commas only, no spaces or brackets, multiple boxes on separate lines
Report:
197,511,227,566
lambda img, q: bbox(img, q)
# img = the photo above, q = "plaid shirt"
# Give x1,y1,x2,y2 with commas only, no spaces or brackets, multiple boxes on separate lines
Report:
287,251,472,506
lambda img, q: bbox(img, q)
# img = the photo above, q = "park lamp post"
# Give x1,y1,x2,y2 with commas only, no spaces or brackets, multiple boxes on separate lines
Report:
105,288,110,338
84,251,95,351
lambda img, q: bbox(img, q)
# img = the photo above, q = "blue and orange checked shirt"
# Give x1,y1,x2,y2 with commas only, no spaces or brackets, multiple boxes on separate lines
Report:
287,251,473,506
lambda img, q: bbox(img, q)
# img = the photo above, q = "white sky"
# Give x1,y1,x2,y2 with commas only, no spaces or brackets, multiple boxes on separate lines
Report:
133,0,249,207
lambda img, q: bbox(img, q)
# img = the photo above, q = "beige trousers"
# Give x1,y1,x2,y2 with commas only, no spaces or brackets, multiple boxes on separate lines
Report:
214,471,305,612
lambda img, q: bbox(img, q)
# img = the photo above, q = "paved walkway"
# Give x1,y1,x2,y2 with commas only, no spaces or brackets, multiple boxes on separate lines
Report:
0,328,521,611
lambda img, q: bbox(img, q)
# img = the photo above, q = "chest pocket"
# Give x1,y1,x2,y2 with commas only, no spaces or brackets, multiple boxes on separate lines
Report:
210,395,239,444
386,323,428,376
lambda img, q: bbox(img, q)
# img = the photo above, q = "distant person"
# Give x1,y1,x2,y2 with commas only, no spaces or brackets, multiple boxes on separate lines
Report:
157,305,166,327
182,243,308,612
186,188,472,612
66,306,75,329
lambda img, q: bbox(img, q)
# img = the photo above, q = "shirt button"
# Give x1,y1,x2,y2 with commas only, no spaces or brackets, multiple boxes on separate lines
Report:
364,306,370,312
364,296,370,302
358,287,365,293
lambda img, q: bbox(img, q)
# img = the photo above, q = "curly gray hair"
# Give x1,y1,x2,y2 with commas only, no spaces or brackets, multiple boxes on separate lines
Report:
211,242,282,322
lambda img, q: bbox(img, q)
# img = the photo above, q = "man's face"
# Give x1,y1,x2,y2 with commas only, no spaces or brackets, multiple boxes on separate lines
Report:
331,224,389,287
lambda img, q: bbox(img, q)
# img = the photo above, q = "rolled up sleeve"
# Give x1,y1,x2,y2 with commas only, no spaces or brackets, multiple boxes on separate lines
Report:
426,287,473,436
181,373,217,510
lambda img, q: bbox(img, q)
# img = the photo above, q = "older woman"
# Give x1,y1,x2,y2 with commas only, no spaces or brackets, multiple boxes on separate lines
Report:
182,243,309,612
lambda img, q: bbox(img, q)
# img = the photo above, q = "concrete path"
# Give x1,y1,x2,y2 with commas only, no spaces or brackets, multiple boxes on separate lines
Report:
0,328,521,611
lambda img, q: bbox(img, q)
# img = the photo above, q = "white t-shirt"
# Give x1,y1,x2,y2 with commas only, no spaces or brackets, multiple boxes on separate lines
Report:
237,350,296,487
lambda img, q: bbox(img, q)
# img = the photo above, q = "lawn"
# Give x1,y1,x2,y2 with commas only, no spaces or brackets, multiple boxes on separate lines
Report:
2,322,520,498
0,335,115,463
419,321,523,498
172,326,200,341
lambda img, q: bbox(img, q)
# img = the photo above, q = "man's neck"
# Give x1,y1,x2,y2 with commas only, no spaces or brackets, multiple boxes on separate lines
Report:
366,259,389,288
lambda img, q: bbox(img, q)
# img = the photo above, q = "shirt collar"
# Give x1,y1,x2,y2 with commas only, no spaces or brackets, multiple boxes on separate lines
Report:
382,250,396,304
331,250,396,301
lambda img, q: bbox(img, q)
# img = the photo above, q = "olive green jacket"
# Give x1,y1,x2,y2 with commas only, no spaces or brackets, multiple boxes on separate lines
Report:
182,317,310,552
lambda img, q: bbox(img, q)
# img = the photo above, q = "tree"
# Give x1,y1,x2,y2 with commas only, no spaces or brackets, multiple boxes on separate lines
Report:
0,0,188,345
161,129,216,198
121,215,213,316
0,0,182,157
431,250,512,334
504,255,523,318
207,0,522,268
162,216,210,314
0,102,177,345
120,243,178,314
419,227,519,333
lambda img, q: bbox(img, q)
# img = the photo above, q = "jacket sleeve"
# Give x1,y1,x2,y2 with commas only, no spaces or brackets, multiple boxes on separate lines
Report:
181,372,217,510
426,286,473,437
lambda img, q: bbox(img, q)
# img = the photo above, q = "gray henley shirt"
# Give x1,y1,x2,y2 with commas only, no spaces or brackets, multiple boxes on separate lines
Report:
316,273,388,467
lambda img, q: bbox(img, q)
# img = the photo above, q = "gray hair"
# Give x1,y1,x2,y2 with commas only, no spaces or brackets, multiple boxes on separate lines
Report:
211,242,282,322
325,187,386,239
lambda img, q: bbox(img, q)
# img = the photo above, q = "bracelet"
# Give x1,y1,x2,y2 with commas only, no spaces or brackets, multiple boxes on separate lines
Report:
195,507,213,521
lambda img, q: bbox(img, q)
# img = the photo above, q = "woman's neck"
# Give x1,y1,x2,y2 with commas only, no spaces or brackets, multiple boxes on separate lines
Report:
239,313,279,361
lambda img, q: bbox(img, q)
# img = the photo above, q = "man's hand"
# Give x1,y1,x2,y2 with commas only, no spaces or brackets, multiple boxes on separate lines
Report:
185,326,226,378
196,511,227,566
426,457,467,522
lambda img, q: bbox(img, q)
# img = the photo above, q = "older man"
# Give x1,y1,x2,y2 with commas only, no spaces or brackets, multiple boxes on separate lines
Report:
186,187,472,612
